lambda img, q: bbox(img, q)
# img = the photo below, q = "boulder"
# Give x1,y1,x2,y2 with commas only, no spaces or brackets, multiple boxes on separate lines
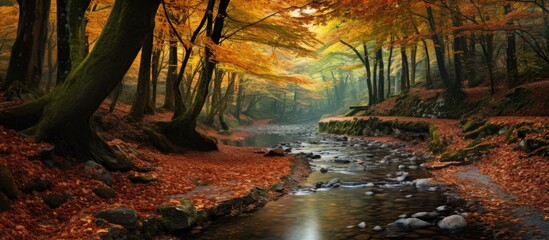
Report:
158,199,197,232
269,182,284,192
0,166,18,200
141,216,159,238
264,149,285,157
21,177,53,194
414,178,438,189
319,167,328,173
0,192,11,212
333,159,351,164
128,174,157,184
94,207,138,230
437,215,467,233
326,178,341,187
390,218,431,231
84,161,113,186
346,163,365,172
43,193,67,208
93,186,116,199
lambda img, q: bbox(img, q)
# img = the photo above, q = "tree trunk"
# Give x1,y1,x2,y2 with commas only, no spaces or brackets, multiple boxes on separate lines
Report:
362,43,374,105
376,48,384,101
0,0,160,170
235,77,244,120
68,0,91,69
450,0,463,93
127,25,154,122
504,4,519,88
465,36,477,87
410,45,417,87
156,0,230,152
163,36,177,110
387,42,394,97
373,56,378,102
400,45,409,92
56,0,71,85
421,39,433,88
2,0,51,92
151,44,162,110
426,6,451,89
340,40,373,105
172,0,213,118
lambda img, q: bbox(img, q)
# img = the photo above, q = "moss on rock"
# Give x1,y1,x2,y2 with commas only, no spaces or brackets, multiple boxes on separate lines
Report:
128,174,157,184
158,198,197,232
93,186,116,199
43,193,68,208
0,166,18,200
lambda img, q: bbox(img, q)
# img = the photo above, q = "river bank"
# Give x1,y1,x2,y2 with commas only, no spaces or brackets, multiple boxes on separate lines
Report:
319,115,549,239
0,103,310,239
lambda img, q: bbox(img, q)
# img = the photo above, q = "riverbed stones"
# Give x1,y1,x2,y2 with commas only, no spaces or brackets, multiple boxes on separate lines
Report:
357,222,366,228
411,211,439,220
346,163,365,172
372,225,383,231
436,205,448,212
326,178,341,187
84,161,113,186
94,206,138,229
437,215,467,232
390,218,432,231
414,178,438,189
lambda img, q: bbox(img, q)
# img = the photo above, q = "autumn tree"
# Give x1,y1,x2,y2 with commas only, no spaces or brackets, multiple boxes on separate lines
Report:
0,0,160,170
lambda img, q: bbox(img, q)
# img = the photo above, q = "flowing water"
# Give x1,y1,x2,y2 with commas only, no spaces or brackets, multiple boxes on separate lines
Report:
205,124,486,239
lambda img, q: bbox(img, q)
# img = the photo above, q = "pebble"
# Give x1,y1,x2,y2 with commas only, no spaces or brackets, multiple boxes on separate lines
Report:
364,191,374,196
405,194,413,198
436,205,448,212
357,222,367,228
428,187,437,192
372,225,383,231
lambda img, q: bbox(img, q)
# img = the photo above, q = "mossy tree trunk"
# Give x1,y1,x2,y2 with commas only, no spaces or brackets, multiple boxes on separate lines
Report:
2,0,51,92
156,0,230,151
0,0,161,170
376,48,385,101
56,0,71,85
68,0,91,69
427,6,451,90
163,36,177,110
504,3,519,88
128,25,154,122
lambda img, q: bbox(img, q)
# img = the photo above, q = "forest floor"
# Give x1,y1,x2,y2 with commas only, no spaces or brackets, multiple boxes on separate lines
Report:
0,100,306,239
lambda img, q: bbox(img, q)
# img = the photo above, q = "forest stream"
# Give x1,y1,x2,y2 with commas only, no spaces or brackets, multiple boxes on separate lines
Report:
201,124,485,239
